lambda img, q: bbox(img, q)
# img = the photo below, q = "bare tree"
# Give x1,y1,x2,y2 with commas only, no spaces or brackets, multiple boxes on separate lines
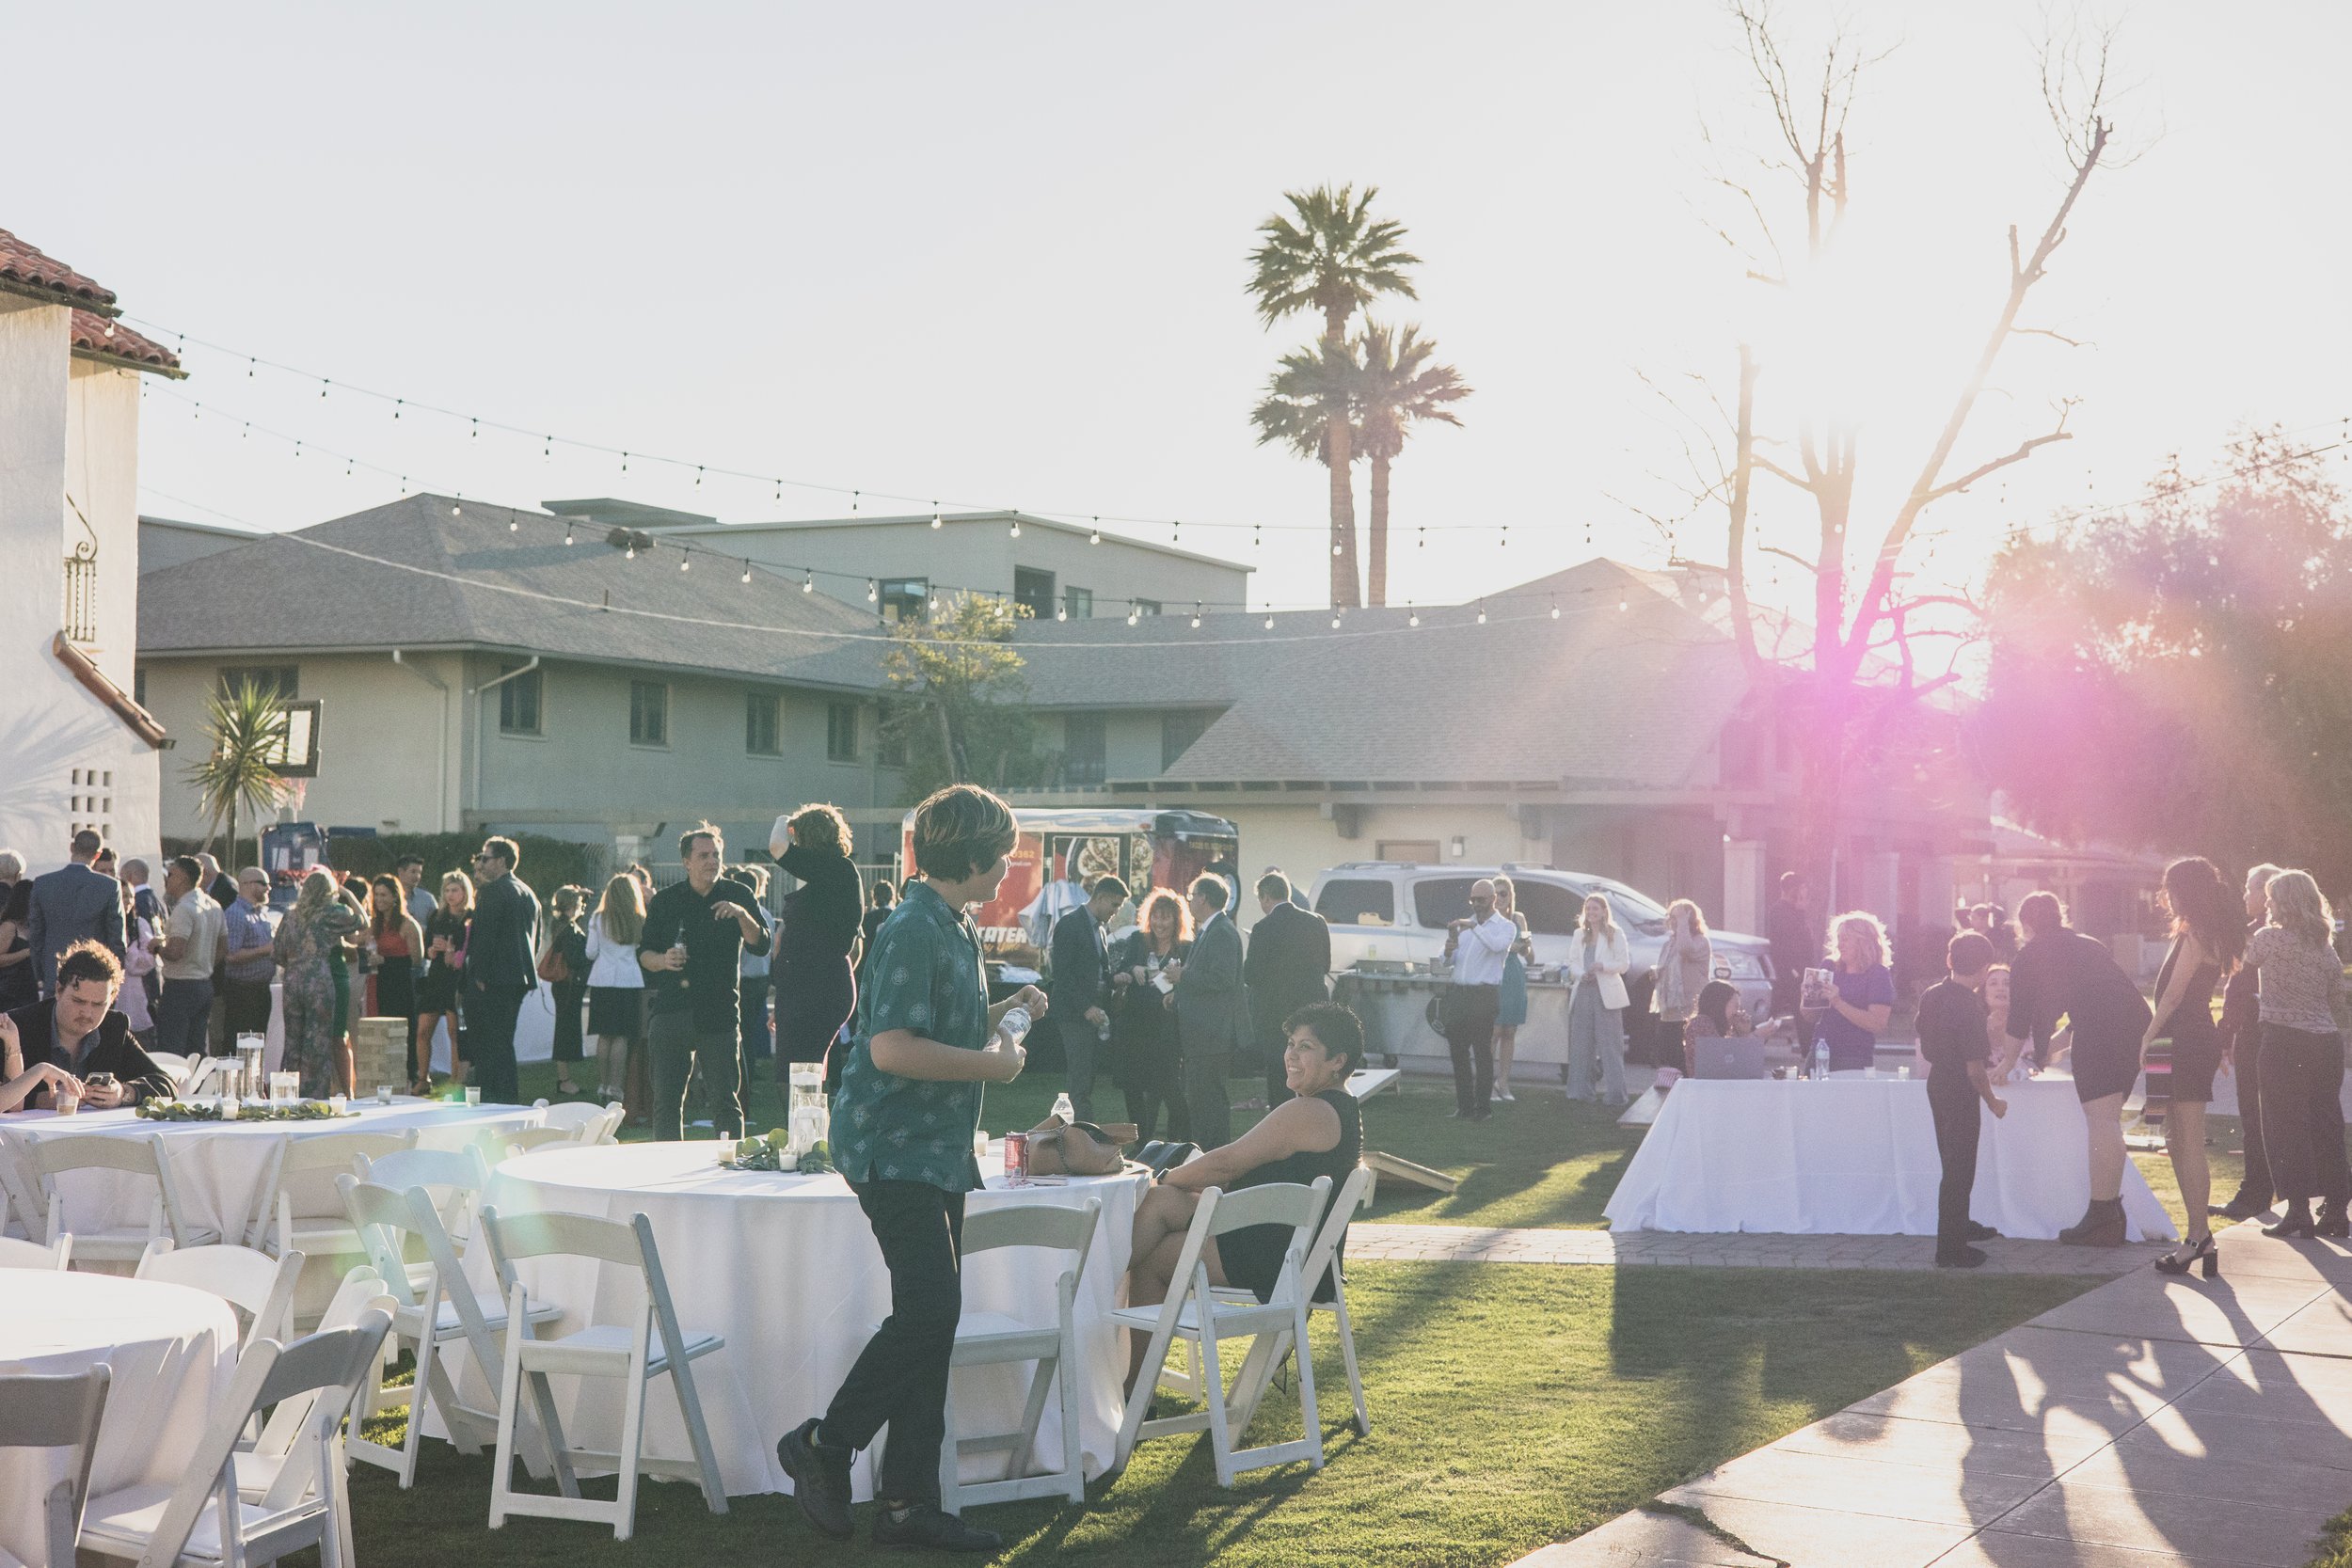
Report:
1703,2,2122,900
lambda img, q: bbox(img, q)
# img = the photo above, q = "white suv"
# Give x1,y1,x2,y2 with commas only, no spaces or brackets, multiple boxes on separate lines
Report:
1307,862,1775,1025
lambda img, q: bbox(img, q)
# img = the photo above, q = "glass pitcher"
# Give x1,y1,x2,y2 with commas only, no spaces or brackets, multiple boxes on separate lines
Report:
236,1036,267,1100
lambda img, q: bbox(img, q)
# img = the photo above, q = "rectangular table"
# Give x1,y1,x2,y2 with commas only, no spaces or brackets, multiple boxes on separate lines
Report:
1603,1076,2178,1241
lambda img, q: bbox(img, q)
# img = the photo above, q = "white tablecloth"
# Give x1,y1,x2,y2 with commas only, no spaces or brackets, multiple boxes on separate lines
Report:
0,1272,238,1568
1603,1076,2179,1241
0,1099,543,1248
478,1141,1152,1499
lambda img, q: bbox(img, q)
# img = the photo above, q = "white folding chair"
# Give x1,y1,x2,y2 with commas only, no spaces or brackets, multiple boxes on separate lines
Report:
246,1130,419,1259
530,1100,614,1136
177,1056,238,1100
136,1240,304,1354
0,1365,110,1568
1223,1164,1375,1439
144,1053,195,1092
1110,1178,1330,1488
235,1267,398,1505
77,1312,391,1568
354,1145,490,1251
29,1132,216,1263
939,1197,1102,1511
480,1206,729,1540
335,1176,563,1488
0,1230,73,1271
490,1127,584,1161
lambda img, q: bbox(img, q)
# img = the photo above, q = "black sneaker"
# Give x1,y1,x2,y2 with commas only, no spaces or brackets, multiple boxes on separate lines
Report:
1936,1245,1989,1269
873,1501,1003,1553
777,1419,854,1541
2214,1193,2273,1221
1964,1221,2000,1242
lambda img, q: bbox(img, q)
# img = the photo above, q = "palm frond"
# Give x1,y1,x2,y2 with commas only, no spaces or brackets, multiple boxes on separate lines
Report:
1245,182,1422,331
1354,321,1472,460
185,680,291,845
1250,337,1362,464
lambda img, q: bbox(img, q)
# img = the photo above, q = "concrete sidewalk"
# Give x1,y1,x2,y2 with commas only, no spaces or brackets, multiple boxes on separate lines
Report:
1518,1221,2352,1567
1349,1223,2168,1276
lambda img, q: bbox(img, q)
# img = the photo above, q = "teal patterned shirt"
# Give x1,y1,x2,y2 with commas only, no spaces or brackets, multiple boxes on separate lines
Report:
831,880,990,1192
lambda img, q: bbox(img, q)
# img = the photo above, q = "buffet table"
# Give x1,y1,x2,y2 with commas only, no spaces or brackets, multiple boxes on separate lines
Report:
473,1140,1153,1498
1604,1075,2177,1240
1336,969,1573,1081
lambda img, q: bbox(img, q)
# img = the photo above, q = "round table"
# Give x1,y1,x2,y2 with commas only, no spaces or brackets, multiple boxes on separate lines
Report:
1603,1075,2179,1240
476,1141,1152,1499
0,1099,546,1247
0,1272,239,1568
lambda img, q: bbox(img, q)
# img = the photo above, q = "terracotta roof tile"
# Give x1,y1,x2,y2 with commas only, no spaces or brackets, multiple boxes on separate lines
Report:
0,227,118,312
70,309,184,376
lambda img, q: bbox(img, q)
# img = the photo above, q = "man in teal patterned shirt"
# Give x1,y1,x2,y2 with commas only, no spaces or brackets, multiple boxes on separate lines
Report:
779,784,1045,1554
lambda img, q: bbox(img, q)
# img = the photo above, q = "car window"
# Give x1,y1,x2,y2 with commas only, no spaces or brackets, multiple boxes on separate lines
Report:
1412,878,1481,928
1509,881,1582,936
1315,879,1395,927
1609,895,1667,935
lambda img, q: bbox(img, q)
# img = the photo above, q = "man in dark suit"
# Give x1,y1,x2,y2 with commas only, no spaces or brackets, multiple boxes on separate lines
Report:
1173,874,1249,1148
1244,871,1332,1107
462,836,540,1104
1,940,172,1107
1049,876,1127,1123
26,830,126,997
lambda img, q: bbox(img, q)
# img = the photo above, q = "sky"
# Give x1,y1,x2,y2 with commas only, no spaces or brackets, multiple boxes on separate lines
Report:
14,1,2352,616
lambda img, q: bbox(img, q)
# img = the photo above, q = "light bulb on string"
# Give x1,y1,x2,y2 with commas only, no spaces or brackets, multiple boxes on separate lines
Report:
1618,595,1629,611
1549,596,1560,620
1190,603,1201,628
451,499,462,515
1476,601,1487,625
678,554,690,572
320,379,329,399
802,569,815,593
1263,613,1275,630
1330,612,1342,629
621,451,629,472
545,436,553,458
1009,517,1021,538
866,579,879,602
508,510,519,532
564,523,575,546
930,506,943,530
1171,519,1180,544
1407,605,1420,627
625,543,636,560
1056,607,1067,621
852,491,860,513
741,562,753,584
470,419,479,440
294,441,302,460
247,357,255,378
1126,608,1139,626
1331,542,1342,557
1500,523,1509,548
1089,519,1102,545
695,467,704,488
393,399,401,419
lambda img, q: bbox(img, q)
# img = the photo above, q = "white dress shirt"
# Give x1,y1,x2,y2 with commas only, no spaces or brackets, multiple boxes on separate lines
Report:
1450,913,1518,986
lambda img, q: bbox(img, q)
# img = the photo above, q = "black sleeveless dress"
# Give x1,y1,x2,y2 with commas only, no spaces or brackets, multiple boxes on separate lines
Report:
1216,1088,1363,1303
2153,937,2224,1103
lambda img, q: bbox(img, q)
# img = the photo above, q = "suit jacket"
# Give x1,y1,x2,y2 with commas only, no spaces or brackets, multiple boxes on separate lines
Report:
465,872,541,995
7,999,172,1106
26,862,126,994
1243,901,1331,1051
1174,910,1250,1058
1050,906,1109,1031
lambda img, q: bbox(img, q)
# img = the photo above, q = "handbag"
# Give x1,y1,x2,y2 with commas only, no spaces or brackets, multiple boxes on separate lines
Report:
536,942,571,985
1022,1115,1136,1177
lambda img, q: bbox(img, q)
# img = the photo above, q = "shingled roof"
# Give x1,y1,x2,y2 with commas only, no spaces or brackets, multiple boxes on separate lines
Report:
137,494,895,691
1013,558,1750,791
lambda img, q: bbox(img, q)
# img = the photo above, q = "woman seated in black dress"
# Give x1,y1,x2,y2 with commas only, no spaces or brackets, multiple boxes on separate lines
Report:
1122,1001,1365,1389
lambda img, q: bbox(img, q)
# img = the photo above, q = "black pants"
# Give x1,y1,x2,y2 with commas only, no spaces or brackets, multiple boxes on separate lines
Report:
155,977,214,1059
1058,1014,1101,1122
651,1011,743,1139
1928,1069,1981,1255
1442,984,1499,1117
2234,1022,2273,1204
467,986,525,1104
219,977,274,1049
1184,1052,1232,1148
2258,1023,2350,1205
739,974,771,1066
821,1180,966,1505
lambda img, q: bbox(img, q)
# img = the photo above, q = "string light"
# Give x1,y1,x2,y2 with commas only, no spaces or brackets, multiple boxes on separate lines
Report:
1089,519,1102,545
1549,596,1560,619
451,499,461,515
866,579,879,602
930,507,943,530
508,510,519,532
564,523,575,546
678,554,690,572
741,562,754,584
802,569,815,593
1330,612,1342,629
1126,608,1139,626
1476,601,1487,624
1056,606,1068,621
1263,613,1275,630
1408,606,1420,626
320,379,329,399
1618,595,1629,611
1190,603,1202,628
625,543,636,560
1009,517,1022,538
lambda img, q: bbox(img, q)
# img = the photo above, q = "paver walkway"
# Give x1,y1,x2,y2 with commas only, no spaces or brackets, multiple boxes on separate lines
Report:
1512,1220,2352,1567
1350,1223,2169,1277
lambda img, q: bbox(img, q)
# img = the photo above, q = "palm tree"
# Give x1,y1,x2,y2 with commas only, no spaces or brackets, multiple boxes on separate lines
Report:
1247,184,1420,608
1354,323,1470,607
1250,336,1361,480
187,679,290,869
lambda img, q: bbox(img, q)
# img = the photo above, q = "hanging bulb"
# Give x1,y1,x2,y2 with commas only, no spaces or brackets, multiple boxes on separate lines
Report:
508,512,519,532
1263,613,1275,630
546,436,554,458
741,562,754,584
1331,542,1342,557
1172,519,1181,543
626,544,636,560
452,500,462,515
622,451,629,471
248,357,256,377
1408,607,1420,627
695,467,704,487
1056,607,1068,621
1618,595,1629,611
852,490,860,512
1089,519,1102,545
679,555,691,572
1253,525,1262,548
564,523,575,546
393,399,402,419
1501,524,1509,548
1477,602,1487,624
1549,597,1560,620
1190,604,1201,628
1330,612,1342,629
470,419,480,440
294,442,302,459
1009,517,1021,538
866,578,879,603
1126,609,1139,626
320,379,329,399
930,507,943,530
802,569,815,593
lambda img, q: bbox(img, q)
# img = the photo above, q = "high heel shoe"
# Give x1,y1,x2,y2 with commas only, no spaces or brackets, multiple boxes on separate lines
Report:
2264,1205,2316,1240
2154,1234,2218,1279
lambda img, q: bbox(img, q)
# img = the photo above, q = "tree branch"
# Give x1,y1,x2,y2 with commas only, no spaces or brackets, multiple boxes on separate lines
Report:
1924,427,2074,504
1751,451,1820,494
1757,544,1819,572
2010,325,2090,348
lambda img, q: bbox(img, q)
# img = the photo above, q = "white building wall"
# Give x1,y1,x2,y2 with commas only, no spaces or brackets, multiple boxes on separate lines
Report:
0,298,159,873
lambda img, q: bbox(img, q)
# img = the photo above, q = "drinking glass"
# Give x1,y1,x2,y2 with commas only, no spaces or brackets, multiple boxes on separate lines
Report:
465,1085,483,1107
376,1084,395,1105
269,1070,300,1104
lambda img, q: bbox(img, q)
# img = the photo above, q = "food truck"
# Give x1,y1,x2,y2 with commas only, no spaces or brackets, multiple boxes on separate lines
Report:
899,807,1240,974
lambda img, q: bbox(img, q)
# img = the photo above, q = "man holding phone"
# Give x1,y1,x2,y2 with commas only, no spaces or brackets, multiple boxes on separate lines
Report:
638,822,770,1140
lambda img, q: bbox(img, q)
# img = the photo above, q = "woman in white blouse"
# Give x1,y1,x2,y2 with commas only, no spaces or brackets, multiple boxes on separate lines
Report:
1651,898,1714,1041
1564,893,1632,1107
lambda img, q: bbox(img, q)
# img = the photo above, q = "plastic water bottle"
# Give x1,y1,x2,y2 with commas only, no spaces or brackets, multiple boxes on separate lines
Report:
1052,1090,1075,1124
999,1006,1032,1046
1812,1039,1829,1082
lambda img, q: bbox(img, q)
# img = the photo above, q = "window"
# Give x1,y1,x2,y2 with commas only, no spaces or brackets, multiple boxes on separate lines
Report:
1161,709,1214,769
1013,566,1056,620
1412,878,1481,928
826,702,858,762
1315,879,1395,927
879,578,929,623
878,727,908,768
1062,586,1093,620
1131,599,1161,617
218,664,299,701
629,680,668,747
746,691,781,755
1511,880,1583,937
1375,839,1441,864
498,662,542,735
1062,713,1106,785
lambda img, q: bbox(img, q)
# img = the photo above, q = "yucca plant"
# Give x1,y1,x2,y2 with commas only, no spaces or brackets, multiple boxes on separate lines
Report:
186,679,291,868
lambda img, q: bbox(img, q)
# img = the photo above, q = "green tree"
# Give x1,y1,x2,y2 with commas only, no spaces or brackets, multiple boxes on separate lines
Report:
1354,322,1470,607
1979,432,2352,887
186,678,290,869
1250,336,1360,493
881,594,1039,799
1248,183,1420,609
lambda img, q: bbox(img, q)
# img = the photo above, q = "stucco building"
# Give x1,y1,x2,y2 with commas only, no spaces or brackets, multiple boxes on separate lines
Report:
0,228,182,874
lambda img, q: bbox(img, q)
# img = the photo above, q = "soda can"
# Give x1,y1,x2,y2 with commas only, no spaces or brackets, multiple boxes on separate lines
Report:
1003,1130,1030,1186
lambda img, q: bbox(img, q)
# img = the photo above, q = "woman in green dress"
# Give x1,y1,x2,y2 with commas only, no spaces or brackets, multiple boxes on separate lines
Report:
274,869,366,1097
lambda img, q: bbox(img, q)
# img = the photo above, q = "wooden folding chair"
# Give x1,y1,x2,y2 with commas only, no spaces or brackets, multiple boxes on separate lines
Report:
480,1206,729,1540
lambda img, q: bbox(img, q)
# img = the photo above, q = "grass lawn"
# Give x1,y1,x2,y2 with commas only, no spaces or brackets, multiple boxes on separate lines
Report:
342,1260,2092,1568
